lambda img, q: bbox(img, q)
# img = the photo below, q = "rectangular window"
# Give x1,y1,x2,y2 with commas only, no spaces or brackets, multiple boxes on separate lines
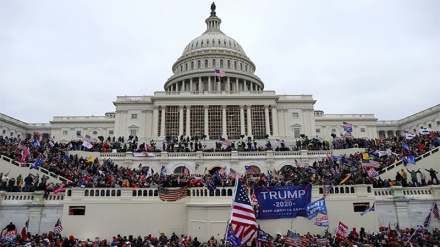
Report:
131,114,137,119
76,131,82,136
428,124,432,128
294,128,301,138
316,129,321,133
353,203,370,212
292,113,299,118
69,206,86,215
109,130,114,135
63,131,68,135
130,129,137,137
360,128,366,132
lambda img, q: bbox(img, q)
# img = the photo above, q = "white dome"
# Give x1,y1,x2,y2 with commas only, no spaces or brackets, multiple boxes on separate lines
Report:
182,31,247,57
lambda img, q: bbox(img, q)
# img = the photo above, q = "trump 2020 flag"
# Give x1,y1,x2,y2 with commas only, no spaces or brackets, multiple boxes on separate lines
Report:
226,227,241,247
360,202,375,216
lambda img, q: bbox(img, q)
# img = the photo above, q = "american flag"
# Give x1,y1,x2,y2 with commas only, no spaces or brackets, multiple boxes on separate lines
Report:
228,168,237,179
367,167,377,177
219,167,227,176
300,236,311,246
219,138,232,147
230,179,258,244
53,219,63,234
0,230,17,244
432,202,440,220
158,186,188,202
323,185,332,198
284,230,301,247
245,166,260,175
215,69,225,77
343,122,352,132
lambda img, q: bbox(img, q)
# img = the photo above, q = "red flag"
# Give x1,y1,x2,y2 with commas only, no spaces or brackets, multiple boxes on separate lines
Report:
21,218,28,239
230,179,258,244
336,221,348,239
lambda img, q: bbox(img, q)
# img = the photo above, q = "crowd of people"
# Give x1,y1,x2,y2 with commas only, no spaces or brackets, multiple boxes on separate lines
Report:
1,221,440,246
0,131,439,195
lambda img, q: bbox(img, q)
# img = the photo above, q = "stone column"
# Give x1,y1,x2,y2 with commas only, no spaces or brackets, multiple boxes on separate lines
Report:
198,77,202,92
204,105,209,139
160,106,166,138
208,77,212,92
190,78,193,92
264,105,270,136
283,108,289,137
235,78,239,92
186,106,191,137
222,105,227,138
272,106,279,136
246,105,252,138
227,77,231,91
152,106,159,138
240,105,245,136
179,105,184,136
217,78,221,91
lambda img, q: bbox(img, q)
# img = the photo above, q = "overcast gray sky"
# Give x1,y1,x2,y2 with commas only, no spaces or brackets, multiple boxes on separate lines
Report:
1,0,439,123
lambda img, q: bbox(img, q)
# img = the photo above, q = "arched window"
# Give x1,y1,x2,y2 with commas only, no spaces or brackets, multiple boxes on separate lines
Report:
220,59,223,68
212,59,216,68
205,59,208,68
234,61,237,69
227,60,231,68
197,60,201,69
245,64,247,72
185,63,188,71
191,61,194,70
240,63,243,70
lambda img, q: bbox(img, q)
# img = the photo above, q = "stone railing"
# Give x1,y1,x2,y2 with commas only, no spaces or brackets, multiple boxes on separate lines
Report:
378,146,439,175
374,185,439,197
0,185,405,205
1,155,70,183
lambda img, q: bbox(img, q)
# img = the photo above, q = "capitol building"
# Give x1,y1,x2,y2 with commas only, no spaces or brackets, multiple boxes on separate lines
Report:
1,4,439,145
0,3,440,241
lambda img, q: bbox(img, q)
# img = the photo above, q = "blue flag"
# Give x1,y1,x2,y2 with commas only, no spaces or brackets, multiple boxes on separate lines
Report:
226,227,241,247
360,202,375,216
160,166,167,176
31,139,40,148
30,157,43,169
306,198,328,220
401,141,410,151
402,156,408,166
423,212,431,227
257,227,272,243
407,155,416,164
207,180,216,191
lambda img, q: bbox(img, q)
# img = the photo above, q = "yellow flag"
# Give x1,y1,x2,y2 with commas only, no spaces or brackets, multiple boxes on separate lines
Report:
87,156,93,163
363,153,370,160
339,174,351,185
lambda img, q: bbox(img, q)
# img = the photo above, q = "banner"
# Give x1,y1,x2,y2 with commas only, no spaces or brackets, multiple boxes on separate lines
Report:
336,221,348,238
306,198,327,220
254,185,311,219
314,215,329,227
